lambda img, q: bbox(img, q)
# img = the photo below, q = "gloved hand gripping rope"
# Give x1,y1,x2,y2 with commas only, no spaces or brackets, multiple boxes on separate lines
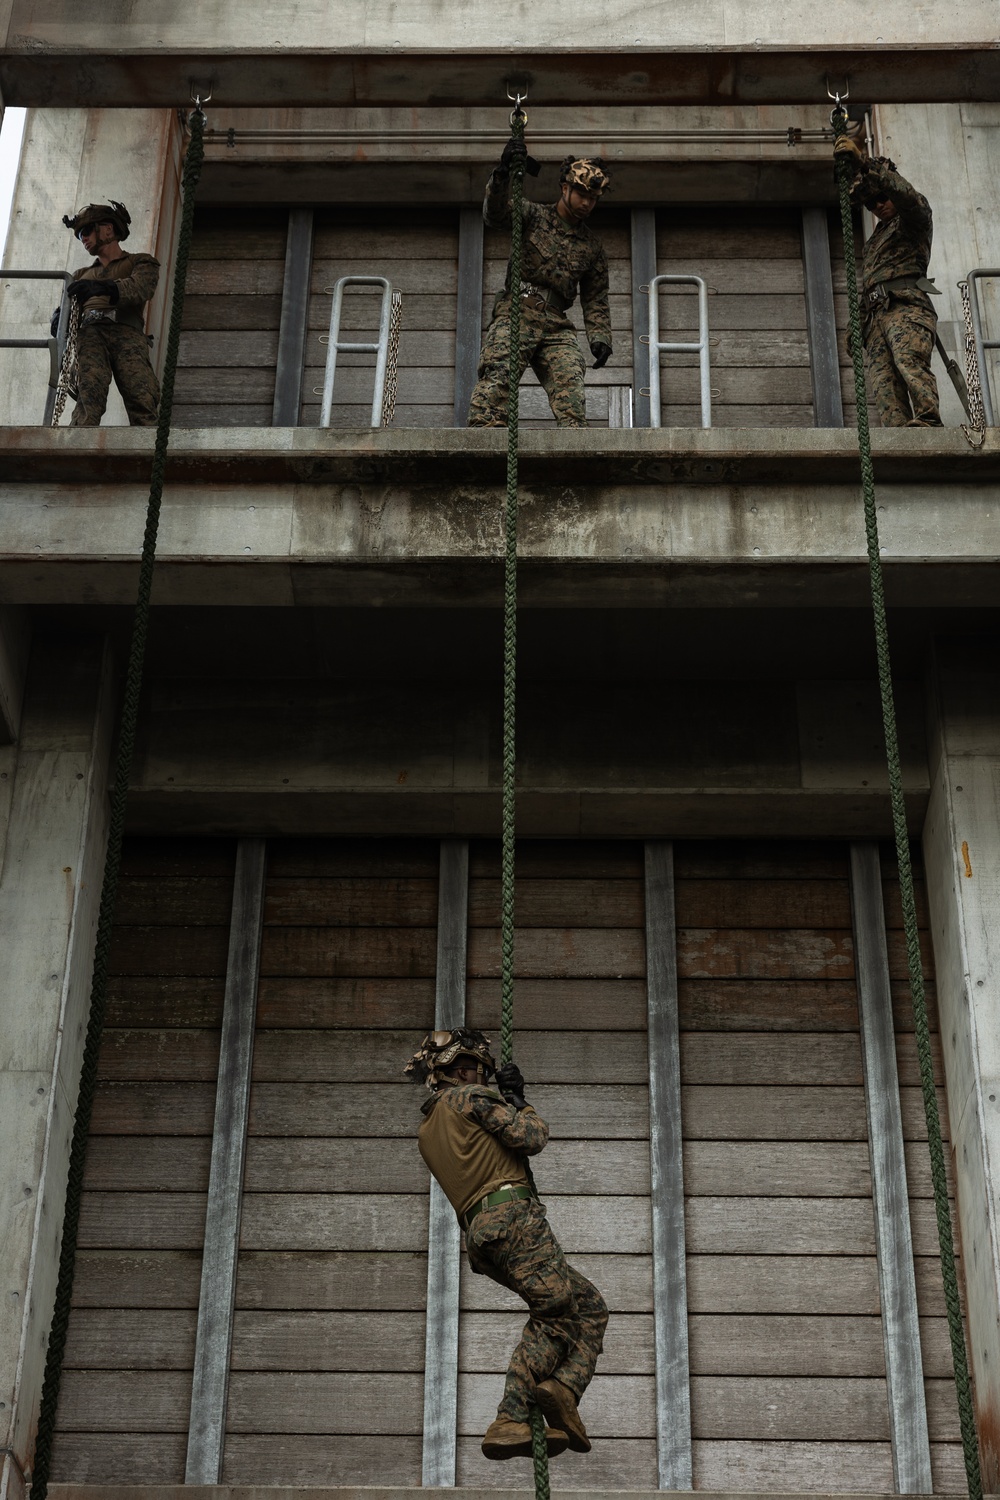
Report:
831,101,983,1500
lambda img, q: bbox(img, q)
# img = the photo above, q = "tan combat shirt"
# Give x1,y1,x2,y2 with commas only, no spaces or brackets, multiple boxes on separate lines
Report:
418,1082,548,1220
74,252,160,333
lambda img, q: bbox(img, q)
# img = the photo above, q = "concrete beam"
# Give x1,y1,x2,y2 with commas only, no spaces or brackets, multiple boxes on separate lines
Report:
0,636,116,1500
1,46,999,110
0,430,999,610
922,641,1000,1491
0,605,29,744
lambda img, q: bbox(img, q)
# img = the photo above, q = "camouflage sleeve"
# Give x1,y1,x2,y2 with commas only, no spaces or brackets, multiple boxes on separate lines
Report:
114,255,160,309
466,1091,550,1155
483,171,513,228
864,163,933,236
579,242,612,348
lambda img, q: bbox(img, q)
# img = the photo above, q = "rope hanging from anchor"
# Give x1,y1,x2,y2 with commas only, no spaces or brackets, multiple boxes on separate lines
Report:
28,102,207,1500
498,91,551,1500
830,93,983,1500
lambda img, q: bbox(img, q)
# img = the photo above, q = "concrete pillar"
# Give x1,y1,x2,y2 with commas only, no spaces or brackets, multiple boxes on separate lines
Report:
923,640,1000,1489
0,636,116,1500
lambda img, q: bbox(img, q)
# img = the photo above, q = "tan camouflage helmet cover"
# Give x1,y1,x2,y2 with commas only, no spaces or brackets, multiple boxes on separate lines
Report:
560,157,611,196
62,200,132,241
404,1027,497,1090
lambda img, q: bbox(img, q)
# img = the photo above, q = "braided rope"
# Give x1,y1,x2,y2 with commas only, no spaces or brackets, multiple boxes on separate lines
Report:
498,107,550,1500
28,106,206,1500
833,112,983,1500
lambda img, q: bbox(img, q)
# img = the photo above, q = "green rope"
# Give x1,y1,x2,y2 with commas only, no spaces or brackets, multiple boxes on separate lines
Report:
28,106,206,1500
832,110,983,1500
497,104,550,1500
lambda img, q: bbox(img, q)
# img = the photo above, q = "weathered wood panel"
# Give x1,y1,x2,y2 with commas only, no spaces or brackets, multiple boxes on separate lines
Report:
49,1432,187,1484
223,1435,422,1486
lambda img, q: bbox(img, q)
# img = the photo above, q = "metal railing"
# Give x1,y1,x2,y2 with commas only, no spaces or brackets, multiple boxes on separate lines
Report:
0,270,72,424
965,269,1000,426
318,275,399,428
642,274,712,429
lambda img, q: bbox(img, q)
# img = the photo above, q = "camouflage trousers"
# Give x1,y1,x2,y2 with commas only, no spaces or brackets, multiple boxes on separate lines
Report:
70,323,160,427
468,298,587,428
863,297,941,427
466,1196,608,1422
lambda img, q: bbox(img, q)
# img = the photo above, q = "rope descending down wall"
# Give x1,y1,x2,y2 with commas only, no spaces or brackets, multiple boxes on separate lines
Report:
497,99,551,1500
832,106,984,1500
29,104,207,1500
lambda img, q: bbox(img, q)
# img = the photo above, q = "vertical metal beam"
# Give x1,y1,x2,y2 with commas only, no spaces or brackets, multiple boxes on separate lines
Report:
453,209,484,426
631,208,657,428
185,838,267,1483
849,842,933,1494
801,207,845,428
421,839,469,1485
644,841,692,1489
271,207,314,426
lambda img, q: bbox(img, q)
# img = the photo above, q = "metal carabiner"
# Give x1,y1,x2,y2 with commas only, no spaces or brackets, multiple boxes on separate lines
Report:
506,84,529,128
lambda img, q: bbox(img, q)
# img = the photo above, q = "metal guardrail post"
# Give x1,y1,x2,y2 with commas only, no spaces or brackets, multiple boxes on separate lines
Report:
966,269,1000,426
644,274,712,429
318,275,395,428
0,270,72,424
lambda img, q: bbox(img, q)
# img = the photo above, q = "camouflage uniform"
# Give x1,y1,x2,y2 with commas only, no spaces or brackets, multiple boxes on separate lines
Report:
858,162,941,427
69,252,161,427
419,1083,608,1423
468,174,612,428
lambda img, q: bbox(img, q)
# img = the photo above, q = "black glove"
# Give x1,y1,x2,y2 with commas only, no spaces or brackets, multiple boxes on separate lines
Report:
66,279,102,304
590,341,612,370
496,1061,527,1109
50,306,61,338
498,136,541,178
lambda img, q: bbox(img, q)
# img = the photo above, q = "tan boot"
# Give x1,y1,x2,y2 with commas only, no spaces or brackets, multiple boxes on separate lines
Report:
481,1414,569,1460
536,1378,591,1452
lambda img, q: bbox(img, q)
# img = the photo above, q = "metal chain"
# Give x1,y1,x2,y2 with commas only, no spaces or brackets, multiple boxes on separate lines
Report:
832,107,984,1500
49,301,80,427
958,279,988,448
380,289,403,426
28,104,207,1500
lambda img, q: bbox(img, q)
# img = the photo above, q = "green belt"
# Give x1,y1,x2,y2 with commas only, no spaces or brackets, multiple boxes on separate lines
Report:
461,1183,532,1231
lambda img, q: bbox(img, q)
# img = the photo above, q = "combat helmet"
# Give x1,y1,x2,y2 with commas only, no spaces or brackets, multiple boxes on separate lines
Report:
62,200,132,242
404,1027,497,1091
559,157,611,196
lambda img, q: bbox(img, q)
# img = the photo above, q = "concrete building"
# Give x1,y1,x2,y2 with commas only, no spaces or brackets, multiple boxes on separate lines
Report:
1,7,1000,1500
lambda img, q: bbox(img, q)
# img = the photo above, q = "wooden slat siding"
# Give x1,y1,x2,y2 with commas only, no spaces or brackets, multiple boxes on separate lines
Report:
51,838,238,1486
299,209,459,428
229,839,435,1488
422,841,468,1486
456,840,649,1483
644,841,692,1488
850,842,932,1492
652,207,812,427
186,839,268,1484
174,209,286,428
677,839,883,1491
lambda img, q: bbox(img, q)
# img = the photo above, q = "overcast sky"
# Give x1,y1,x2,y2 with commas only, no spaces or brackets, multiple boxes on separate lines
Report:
0,109,27,261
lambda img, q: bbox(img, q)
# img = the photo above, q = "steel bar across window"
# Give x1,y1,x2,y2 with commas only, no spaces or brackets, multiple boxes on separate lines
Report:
319,274,394,428
645,274,711,429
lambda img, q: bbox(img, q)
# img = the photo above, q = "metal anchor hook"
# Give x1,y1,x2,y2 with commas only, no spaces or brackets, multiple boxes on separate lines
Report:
826,76,850,127
189,83,213,118
506,84,529,127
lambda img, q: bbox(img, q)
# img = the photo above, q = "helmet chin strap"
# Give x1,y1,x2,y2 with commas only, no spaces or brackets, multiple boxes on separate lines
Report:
560,184,585,221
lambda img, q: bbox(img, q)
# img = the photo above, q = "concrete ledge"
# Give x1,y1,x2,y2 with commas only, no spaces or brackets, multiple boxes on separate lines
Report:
47,1490,984,1500
3,425,999,488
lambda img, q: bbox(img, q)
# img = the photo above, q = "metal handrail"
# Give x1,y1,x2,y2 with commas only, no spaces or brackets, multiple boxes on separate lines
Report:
643,274,712,429
0,269,73,424
319,275,394,428
966,269,1000,426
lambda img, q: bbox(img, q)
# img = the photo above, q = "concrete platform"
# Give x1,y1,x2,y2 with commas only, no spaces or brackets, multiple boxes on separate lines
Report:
47,1490,984,1500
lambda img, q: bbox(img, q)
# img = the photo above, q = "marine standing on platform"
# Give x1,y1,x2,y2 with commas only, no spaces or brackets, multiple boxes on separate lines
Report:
467,151,613,428
406,1028,608,1461
835,140,942,427
62,201,161,427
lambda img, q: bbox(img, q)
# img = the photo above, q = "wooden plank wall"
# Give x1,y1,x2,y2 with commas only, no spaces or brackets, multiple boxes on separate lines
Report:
220,837,438,1485
174,208,287,427
299,209,459,429
49,837,237,1482
483,206,633,428
673,838,962,1492
653,208,811,428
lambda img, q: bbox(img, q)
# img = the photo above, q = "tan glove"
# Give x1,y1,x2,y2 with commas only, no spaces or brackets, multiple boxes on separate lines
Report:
833,135,866,175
